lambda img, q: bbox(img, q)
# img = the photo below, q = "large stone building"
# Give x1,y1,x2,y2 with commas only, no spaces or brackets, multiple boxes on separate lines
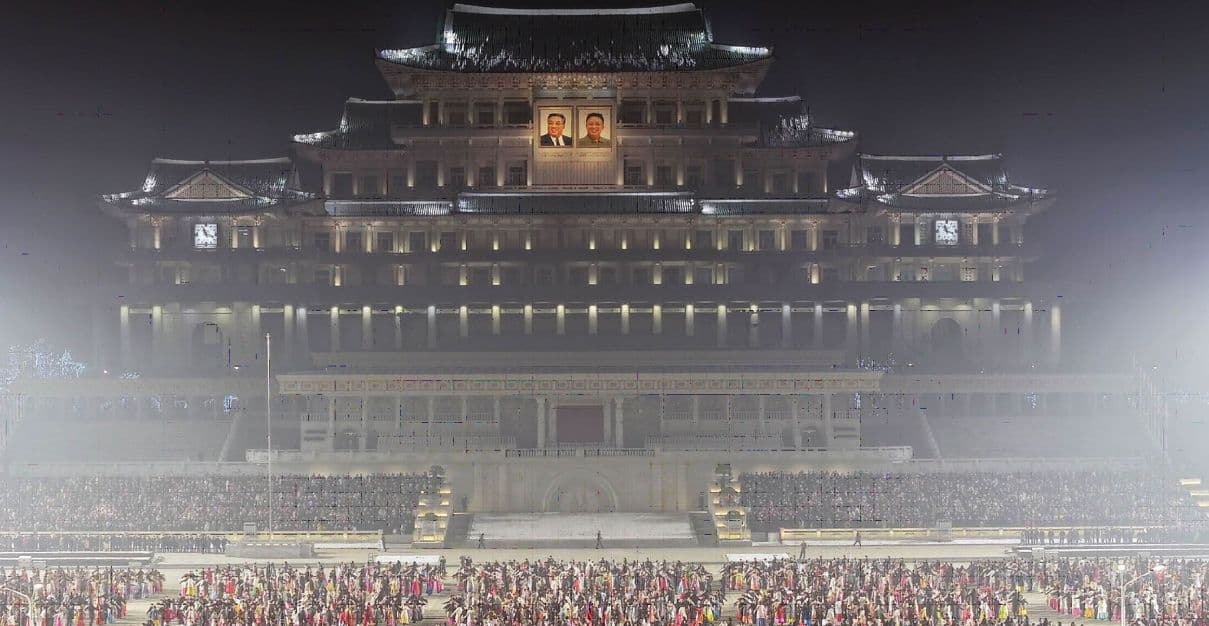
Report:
15,3,1154,513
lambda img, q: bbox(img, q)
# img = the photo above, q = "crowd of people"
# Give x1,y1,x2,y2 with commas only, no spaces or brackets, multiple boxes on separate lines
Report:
0,566,163,626
0,474,439,533
1019,526,1208,545
738,470,1194,531
723,558,1034,626
1035,557,1209,624
0,534,228,554
445,558,723,626
147,562,442,626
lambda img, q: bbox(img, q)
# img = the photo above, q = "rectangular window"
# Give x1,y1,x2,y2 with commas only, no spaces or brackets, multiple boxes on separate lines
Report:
330,173,353,197
899,223,915,246
312,232,331,252
663,266,683,285
654,101,675,125
408,231,426,253
438,232,458,252
757,230,776,251
978,223,994,246
633,268,651,285
505,161,527,186
389,173,407,196
822,267,840,282
501,266,522,286
727,230,744,251
358,175,380,197
866,226,884,244
444,101,468,126
377,232,395,253
426,101,439,125
468,267,490,286
655,164,674,187
743,169,762,191
790,229,809,250
771,173,789,194
447,166,466,189
711,159,735,187
568,267,589,285
474,102,495,126
686,164,704,188
797,171,820,194
236,226,253,249
598,266,617,285
619,100,646,125
684,105,704,127
345,232,362,253
821,230,839,250
961,267,978,282
440,266,460,286
624,160,645,186
694,266,714,285
535,267,554,286
415,161,438,188
313,266,331,285
477,166,496,187
694,230,714,250
502,100,531,125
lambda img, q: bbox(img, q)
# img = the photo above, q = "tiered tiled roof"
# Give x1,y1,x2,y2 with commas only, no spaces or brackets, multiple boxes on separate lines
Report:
836,154,1051,213
729,97,857,148
377,3,771,73
292,99,420,150
100,158,315,215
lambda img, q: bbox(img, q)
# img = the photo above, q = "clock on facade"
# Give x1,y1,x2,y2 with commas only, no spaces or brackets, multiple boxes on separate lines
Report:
934,219,959,245
193,223,218,249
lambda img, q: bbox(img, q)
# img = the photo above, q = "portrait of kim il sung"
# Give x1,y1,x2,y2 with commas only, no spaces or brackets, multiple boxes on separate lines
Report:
538,108,573,147
578,110,611,147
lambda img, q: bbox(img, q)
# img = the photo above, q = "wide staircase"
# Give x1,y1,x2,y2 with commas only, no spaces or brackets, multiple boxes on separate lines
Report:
444,513,473,547
690,511,718,546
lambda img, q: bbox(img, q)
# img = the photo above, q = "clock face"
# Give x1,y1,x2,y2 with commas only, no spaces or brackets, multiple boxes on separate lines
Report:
194,223,218,249
934,219,959,245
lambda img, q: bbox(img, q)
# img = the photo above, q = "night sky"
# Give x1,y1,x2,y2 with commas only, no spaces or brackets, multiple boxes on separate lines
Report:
2,0,1206,378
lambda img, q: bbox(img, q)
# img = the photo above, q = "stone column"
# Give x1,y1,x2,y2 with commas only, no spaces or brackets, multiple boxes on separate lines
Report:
781,303,792,348
716,304,727,347
283,304,295,366
328,395,337,450
393,311,403,350
119,305,132,370
859,301,871,359
615,398,625,448
1048,302,1062,368
297,305,309,357
792,395,803,449
536,397,547,449
329,307,340,352
361,306,373,350
603,398,612,445
813,304,824,350
360,395,369,451
549,400,557,446
845,303,858,361
427,305,437,349
822,393,834,447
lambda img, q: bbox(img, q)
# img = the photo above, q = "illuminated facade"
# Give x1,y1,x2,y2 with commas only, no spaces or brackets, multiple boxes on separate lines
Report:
85,3,1101,504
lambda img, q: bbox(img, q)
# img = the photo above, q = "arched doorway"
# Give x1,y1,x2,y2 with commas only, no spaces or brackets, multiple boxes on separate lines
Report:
541,470,619,513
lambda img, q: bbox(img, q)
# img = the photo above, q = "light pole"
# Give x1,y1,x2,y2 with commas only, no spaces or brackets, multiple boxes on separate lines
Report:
1119,563,1165,626
2,584,41,626
266,332,273,540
